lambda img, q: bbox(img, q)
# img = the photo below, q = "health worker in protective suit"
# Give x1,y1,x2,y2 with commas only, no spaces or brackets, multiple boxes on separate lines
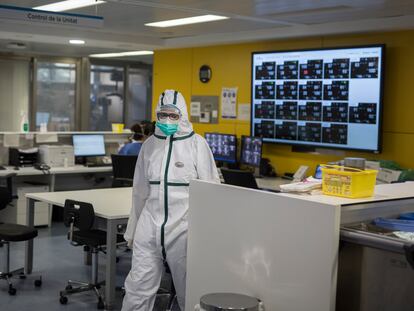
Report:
122,90,220,311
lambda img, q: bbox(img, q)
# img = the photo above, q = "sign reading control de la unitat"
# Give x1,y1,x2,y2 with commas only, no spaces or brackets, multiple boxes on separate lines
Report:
0,4,103,28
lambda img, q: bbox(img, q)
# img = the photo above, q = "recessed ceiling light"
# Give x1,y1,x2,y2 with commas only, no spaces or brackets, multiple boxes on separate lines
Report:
89,51,154,58
145,14,229,28
69,39,85,45
33,0,106,12
6,42,27,50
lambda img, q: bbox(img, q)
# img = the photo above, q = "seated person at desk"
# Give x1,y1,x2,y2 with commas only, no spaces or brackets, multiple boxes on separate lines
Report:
119,122,155,155
141,120,156,137
118,124,145,155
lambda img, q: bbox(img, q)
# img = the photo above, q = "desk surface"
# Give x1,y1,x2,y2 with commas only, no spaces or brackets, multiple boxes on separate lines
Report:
0,165,112,177
25,181,414,220
24,179,286,220
26,187,132,219
256,176,289,190
278,182,414,207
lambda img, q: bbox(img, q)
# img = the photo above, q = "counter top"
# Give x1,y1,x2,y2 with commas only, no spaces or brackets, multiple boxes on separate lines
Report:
278,182,414,207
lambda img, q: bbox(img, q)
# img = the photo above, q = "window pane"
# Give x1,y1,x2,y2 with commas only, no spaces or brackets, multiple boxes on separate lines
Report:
90,65,124,131
35,62,76,131
0,59,29,131
127,67,152,126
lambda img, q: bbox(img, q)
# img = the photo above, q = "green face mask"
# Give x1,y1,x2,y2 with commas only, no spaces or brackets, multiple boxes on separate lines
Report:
156,122,179,136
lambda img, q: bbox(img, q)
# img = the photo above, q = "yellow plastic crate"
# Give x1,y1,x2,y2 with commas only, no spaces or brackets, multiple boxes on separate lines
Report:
111,123,124,133
321,165,378,198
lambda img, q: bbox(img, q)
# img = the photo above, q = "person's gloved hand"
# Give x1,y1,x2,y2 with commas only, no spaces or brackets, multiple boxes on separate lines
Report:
127,239,133,249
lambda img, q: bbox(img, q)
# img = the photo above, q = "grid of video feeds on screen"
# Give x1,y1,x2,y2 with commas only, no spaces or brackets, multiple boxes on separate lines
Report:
252,45,384,151
205,133,237,163
241,136,263,167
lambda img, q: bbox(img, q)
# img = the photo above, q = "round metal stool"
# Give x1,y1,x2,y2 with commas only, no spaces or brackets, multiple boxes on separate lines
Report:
198,293,260,311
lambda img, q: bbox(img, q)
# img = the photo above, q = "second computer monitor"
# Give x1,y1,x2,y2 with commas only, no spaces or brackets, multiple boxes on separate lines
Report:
205,133,237,163
73,135,106,157
240,136,263,167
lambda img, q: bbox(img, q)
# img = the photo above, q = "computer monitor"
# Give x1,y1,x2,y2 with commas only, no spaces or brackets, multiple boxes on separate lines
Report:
73,135,106,157
240,136,263,167
204,133,237,163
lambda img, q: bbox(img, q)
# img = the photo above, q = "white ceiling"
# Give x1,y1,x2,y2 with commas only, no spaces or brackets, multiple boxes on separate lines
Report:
0,0,414,60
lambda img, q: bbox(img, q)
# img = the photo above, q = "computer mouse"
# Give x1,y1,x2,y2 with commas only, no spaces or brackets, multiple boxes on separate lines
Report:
13,166,20,170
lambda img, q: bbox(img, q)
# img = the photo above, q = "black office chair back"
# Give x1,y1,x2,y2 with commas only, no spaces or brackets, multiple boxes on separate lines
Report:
0,175,14,211
111,154,138,186
63,200,95,231
221,168,259,189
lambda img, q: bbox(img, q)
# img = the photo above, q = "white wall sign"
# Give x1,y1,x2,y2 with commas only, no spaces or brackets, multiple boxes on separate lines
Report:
238,103,251,121
221,87,238,119
0,4,103,28
190,101,201,117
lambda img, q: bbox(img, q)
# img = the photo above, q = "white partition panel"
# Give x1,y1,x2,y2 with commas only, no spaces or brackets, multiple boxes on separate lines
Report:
186,180,340,311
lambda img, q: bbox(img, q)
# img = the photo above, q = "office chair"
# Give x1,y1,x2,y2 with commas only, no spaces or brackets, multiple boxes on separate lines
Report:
59,199,125,309
0,173,42,295
221,168,259,189
111,154,138,187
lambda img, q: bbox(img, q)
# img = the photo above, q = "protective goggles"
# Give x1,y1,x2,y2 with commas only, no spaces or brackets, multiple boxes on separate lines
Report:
156,111,180,121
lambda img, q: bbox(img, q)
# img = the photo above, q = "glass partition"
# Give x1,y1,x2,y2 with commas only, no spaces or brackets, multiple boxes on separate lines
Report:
126,67,152,126
90,65,124,131
35,61,77,131
0,58,30,131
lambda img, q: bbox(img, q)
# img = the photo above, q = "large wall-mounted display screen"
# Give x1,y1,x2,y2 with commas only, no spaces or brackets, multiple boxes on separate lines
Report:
251,45,385,152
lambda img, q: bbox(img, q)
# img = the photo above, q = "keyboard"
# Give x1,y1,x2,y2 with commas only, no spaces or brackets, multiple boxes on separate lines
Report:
85,163,112,167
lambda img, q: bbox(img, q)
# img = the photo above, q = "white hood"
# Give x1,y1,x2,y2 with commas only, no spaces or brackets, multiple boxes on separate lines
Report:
155,89,193,136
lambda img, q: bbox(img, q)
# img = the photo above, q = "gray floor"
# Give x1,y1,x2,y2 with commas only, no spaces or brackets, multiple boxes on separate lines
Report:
0,223,176,311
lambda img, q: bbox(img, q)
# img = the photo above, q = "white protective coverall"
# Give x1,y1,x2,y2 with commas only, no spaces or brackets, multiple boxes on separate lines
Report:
122,90,220,311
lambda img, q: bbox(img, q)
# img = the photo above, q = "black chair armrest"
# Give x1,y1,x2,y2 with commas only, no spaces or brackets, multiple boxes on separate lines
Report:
0,173,16,203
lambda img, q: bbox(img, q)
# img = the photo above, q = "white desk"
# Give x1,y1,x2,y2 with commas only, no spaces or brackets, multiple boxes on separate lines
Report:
186,180,340,311
0,165,113,195
25,187,132,310
0,165,112,178
278,182,414,224
186,181,414,311
0,165,113,227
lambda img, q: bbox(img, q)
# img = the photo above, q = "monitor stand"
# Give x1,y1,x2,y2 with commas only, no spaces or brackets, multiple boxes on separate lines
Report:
240,165,262,178
253,167,264,178
253,167,263,179
75,156,86,165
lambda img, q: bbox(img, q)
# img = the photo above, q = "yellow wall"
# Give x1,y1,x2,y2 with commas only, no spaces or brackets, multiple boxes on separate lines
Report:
153,30,414,175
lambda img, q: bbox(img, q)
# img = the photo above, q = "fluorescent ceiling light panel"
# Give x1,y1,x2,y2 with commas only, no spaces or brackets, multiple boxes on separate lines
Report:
90,51,154,58
145,14,229,28
69,39,85,45
33,0,106,12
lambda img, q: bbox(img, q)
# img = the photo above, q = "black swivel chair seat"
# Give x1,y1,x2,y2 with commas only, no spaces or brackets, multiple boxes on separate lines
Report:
0,174,42,296
70,229,125,248
0,223,37,241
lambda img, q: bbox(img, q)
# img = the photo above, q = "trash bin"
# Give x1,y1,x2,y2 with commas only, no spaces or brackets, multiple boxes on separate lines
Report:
195,293,262,311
